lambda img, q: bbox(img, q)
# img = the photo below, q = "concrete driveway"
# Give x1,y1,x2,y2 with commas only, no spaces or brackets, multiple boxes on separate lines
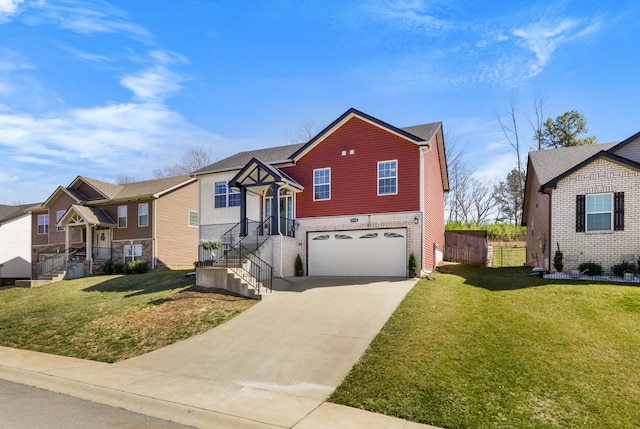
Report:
0,276,424,428
120,276,415,398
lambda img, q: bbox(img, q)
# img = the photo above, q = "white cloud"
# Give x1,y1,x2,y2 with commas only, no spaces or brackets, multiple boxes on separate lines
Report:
512,18,578,78
0,101,227,202
472,152,518,182
120,65,186,101
60,45,112,63
27,0,151,41
367,0,449,33
0,171,18,183
0,0,24,23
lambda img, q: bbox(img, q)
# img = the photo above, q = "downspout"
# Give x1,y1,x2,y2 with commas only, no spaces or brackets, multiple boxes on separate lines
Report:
152,199,157,269
278,187,283,279
547,192,552,271
419,147,425,273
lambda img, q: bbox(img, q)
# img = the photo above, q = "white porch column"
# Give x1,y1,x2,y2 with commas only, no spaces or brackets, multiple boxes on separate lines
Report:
86,224,93,274
65,226,71,260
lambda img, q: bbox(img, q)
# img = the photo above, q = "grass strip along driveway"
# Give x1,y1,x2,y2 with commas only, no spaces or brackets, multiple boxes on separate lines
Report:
330,264,640,429
0,270,256,363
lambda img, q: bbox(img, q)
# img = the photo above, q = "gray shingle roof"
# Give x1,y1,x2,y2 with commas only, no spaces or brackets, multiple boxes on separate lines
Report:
193,121,441,177
76,175,194,202
528,143,618,187
0,203,38,223
401,122,442,142
68,205,116,226
193,143,306,175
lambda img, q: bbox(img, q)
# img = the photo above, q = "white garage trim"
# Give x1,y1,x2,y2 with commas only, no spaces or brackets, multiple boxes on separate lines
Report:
307,228,407,277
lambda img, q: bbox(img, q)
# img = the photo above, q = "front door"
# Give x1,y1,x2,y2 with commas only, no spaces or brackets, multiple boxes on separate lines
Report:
264,195,294,236
94,228,111,260
280,195,293,236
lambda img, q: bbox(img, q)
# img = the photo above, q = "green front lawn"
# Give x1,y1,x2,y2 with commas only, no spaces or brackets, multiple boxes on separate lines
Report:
330,265,640,429
0,270,256,363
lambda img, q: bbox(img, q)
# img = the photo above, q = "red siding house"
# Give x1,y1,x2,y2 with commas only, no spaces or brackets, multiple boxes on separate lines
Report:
193,108,448,293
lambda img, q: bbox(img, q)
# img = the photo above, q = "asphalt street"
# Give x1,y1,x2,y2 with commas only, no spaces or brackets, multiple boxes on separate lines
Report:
0,379,196,429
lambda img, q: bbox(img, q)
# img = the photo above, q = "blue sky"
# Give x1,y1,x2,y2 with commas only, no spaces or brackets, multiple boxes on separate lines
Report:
0,0,638,204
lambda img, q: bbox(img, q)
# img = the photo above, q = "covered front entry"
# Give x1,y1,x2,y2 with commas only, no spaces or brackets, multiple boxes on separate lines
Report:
58,204,117,274
307,228,407,277
93,227,112,261
228,157,303,236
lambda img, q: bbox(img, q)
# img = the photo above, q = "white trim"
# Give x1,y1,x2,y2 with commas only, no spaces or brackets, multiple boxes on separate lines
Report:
293,112,428,160
37,214,49,235
313,167,331,201
138,202,149,227
117,205,127,228
56,210,65,232
152,177,197,198
585,192,613,232
188,210,198,228
152,199,157,269
377,160,398,196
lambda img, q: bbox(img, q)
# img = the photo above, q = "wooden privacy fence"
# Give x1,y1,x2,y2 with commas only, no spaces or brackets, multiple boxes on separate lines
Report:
444,230,488,266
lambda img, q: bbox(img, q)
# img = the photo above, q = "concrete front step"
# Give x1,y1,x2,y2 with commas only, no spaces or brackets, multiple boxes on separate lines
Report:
17,270,67,288
195,267,261,300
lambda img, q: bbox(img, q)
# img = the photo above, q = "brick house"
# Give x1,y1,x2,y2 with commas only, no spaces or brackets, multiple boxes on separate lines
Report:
30,175,198,280
193,108,448,285
523,130,640,273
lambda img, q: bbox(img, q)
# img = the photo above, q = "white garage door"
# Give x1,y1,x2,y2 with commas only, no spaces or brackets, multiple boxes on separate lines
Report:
308,228,407,277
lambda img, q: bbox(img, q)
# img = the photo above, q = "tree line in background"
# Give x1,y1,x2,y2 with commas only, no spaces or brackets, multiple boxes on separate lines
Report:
117,147,213,184
446,95,598,232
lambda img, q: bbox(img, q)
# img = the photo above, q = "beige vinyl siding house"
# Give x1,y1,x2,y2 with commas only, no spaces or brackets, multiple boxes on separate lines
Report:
523,130,640,273
31,175,199,281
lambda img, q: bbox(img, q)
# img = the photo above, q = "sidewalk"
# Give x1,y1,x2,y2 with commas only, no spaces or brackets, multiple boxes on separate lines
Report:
0,277,441,428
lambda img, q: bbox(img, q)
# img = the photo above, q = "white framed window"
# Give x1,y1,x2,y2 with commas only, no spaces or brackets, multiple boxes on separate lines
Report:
189,210,198,228
123,244,142,263
117,205,127,228
378,160,398,195
138,203,149,227
37,214,49,235
214,182,240,208
586,193,612,231
313,168,331,201
56,210,65,232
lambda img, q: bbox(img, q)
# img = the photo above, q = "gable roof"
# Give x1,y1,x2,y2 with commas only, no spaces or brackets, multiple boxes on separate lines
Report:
72,176,123,200
539,150,640,191
38,175,196,211
59,204,117,227
400,122,442,142
193,108,443,178
228,157,304,191
192,143,305,176
527,143,618,191
290,108,437,160
109,175,196,201
0,203,36,224
607,130,640,153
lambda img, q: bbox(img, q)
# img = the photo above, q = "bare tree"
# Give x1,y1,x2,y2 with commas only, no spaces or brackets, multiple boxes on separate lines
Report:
116,174,138,184
295,119,319,143
444,131,470,223
469,177,500,224
158,146,214,177
497,98,526,226
529,93,548,151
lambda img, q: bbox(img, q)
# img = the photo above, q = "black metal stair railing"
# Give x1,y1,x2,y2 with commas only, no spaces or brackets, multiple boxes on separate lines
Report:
198,217,274,293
